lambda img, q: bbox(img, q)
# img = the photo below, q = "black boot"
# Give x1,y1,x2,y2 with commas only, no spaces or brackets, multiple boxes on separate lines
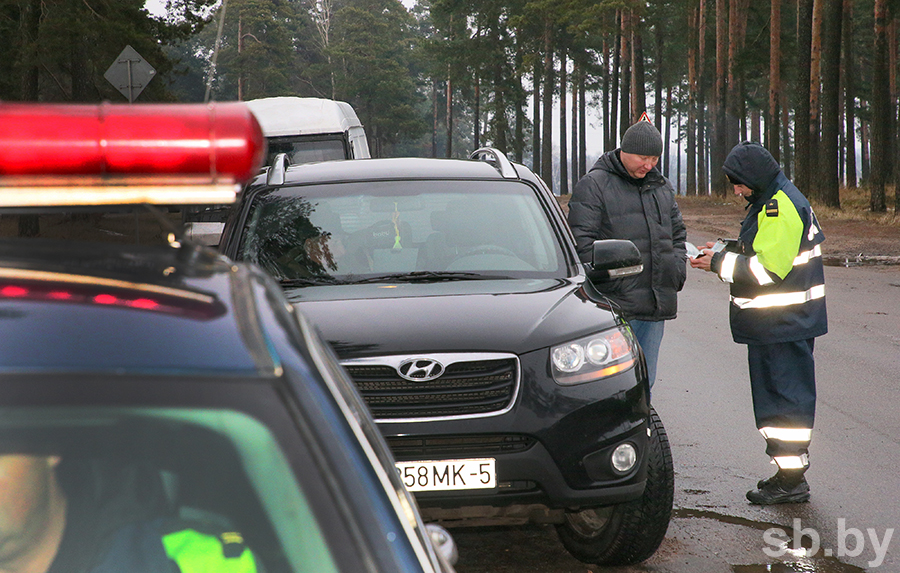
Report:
747,469,810,505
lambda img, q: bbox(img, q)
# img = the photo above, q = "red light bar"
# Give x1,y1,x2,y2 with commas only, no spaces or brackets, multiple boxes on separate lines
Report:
0,102,266,207
0,268,226,320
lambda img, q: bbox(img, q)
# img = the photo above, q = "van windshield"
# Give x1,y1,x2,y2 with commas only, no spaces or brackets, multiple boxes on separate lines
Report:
267,137,347,165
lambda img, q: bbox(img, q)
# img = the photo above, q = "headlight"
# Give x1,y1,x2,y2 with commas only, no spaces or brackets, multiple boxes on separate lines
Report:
551,326,636,385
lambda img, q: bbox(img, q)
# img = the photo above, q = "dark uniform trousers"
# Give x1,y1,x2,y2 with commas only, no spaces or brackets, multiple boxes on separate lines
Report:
747,339,816,469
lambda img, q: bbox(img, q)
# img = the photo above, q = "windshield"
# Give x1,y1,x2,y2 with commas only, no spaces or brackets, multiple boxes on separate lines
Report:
236,180,566,283
266,137,347,165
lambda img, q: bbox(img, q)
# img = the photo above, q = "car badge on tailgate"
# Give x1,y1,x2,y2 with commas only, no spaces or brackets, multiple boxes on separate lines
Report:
397,358,445,382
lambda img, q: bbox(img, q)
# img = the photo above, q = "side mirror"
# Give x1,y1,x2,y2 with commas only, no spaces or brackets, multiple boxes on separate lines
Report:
183,222,225,247
425,523,459,567
587,239,643,283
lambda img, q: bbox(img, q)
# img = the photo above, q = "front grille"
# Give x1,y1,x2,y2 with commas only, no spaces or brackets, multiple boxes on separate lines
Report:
387,434,535,459
343,355,518,420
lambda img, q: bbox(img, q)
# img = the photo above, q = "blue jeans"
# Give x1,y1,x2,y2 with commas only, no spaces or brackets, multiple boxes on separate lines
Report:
629,319,665,391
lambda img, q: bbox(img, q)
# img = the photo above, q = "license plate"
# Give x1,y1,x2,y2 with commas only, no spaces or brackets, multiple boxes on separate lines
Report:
396,458,496,492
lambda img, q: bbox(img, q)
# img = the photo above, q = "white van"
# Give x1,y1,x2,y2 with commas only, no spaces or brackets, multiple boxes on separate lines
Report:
184,97,370,245
245,96,370,164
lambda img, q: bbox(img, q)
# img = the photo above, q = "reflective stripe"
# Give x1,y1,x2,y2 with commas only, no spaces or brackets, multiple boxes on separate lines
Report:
774,454,809,470
793,244,822,266
719,252,738,283
808,219,820,241
749,256,774,285
731,284,825,309
760,427,812,442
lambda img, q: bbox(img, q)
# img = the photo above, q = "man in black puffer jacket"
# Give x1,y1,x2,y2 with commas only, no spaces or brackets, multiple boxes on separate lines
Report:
567,119,687,394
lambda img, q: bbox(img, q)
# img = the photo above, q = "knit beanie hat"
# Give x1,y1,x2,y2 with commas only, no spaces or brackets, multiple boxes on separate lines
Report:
621,121,663,156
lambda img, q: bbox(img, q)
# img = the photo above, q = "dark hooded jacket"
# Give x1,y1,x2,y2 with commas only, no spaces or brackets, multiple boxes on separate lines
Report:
712,141,828,344
567,149,687,321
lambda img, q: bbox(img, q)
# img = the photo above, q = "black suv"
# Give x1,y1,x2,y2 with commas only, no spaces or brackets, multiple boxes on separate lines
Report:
0,102,456,573
218,149,674,565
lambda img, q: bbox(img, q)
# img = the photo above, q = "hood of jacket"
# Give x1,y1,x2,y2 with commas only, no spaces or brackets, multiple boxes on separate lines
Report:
722,141,782,203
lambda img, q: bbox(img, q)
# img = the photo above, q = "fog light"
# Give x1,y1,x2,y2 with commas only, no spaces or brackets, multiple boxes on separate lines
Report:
611,443,637,473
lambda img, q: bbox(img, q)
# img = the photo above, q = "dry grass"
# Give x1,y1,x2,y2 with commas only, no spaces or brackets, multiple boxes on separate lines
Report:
561,187,900,227
811,186,900,227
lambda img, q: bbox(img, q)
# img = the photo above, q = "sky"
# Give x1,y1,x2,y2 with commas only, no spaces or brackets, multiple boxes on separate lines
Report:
144,0,165,17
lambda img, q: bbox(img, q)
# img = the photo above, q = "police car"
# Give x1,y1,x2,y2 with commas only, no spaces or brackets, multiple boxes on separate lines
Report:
0,102,456,573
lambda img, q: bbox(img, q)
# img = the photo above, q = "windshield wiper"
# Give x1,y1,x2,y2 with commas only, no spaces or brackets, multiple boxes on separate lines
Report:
348,271,508,284
279,276,349,287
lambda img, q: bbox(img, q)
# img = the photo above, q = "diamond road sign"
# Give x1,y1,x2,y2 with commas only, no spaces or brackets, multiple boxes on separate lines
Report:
104,45,156,103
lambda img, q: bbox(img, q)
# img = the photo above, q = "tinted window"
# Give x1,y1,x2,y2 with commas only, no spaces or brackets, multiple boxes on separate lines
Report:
236,180,566,282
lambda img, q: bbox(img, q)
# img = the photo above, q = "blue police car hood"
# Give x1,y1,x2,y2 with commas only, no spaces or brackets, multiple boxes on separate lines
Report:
284,278,620,359
722,141,782,203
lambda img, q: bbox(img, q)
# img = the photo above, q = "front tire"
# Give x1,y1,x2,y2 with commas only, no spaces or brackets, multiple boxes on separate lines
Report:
556,407,674,566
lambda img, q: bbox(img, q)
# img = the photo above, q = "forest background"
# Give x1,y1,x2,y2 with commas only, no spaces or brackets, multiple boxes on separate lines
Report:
2,0,900,216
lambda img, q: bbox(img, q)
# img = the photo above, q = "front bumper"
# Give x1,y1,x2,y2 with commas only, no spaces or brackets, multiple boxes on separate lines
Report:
380,349,651,510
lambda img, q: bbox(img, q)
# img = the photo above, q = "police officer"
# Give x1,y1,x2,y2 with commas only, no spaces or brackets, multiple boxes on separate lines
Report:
691,141,827,505
0,453,260,573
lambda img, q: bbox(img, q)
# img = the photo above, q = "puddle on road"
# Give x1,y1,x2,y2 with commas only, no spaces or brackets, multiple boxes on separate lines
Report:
673,509,867,573
734,563,865,572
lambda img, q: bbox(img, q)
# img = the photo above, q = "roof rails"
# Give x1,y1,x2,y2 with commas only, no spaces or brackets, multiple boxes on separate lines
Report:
266,153,291,186
469,147,518,179
0,102,265,208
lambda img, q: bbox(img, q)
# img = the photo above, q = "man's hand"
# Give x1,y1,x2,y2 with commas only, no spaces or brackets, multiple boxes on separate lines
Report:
689,241,715,272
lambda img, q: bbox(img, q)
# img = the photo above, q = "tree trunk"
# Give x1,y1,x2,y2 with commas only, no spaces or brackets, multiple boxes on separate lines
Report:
432,80,439,157
676,110,683,193
808,0,824,199
631,11,646,123
687,2,699,195
843,0,857,188
726,0,746,154
781,91,793,178
665,86,673,179
610,12,622,148
698,0,709,196
619,12,631,139
860,116,870,184
446,74,453,158
870,0,889,211
579,64,587,175
560,49,568,195
492,46,508,152
890,16,898,188
819,0,843,208
654,18,664,132
474,76,481,149
712,0,728,197
768,0,781,160
541,20,554,187
515,43,525,163
571,58,579,185
533,59,541,174
570,59,578,185
602,39,612,152
794,0,814,194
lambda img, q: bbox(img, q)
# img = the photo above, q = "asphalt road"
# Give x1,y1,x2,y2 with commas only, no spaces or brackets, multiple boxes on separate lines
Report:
447,234,900,573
